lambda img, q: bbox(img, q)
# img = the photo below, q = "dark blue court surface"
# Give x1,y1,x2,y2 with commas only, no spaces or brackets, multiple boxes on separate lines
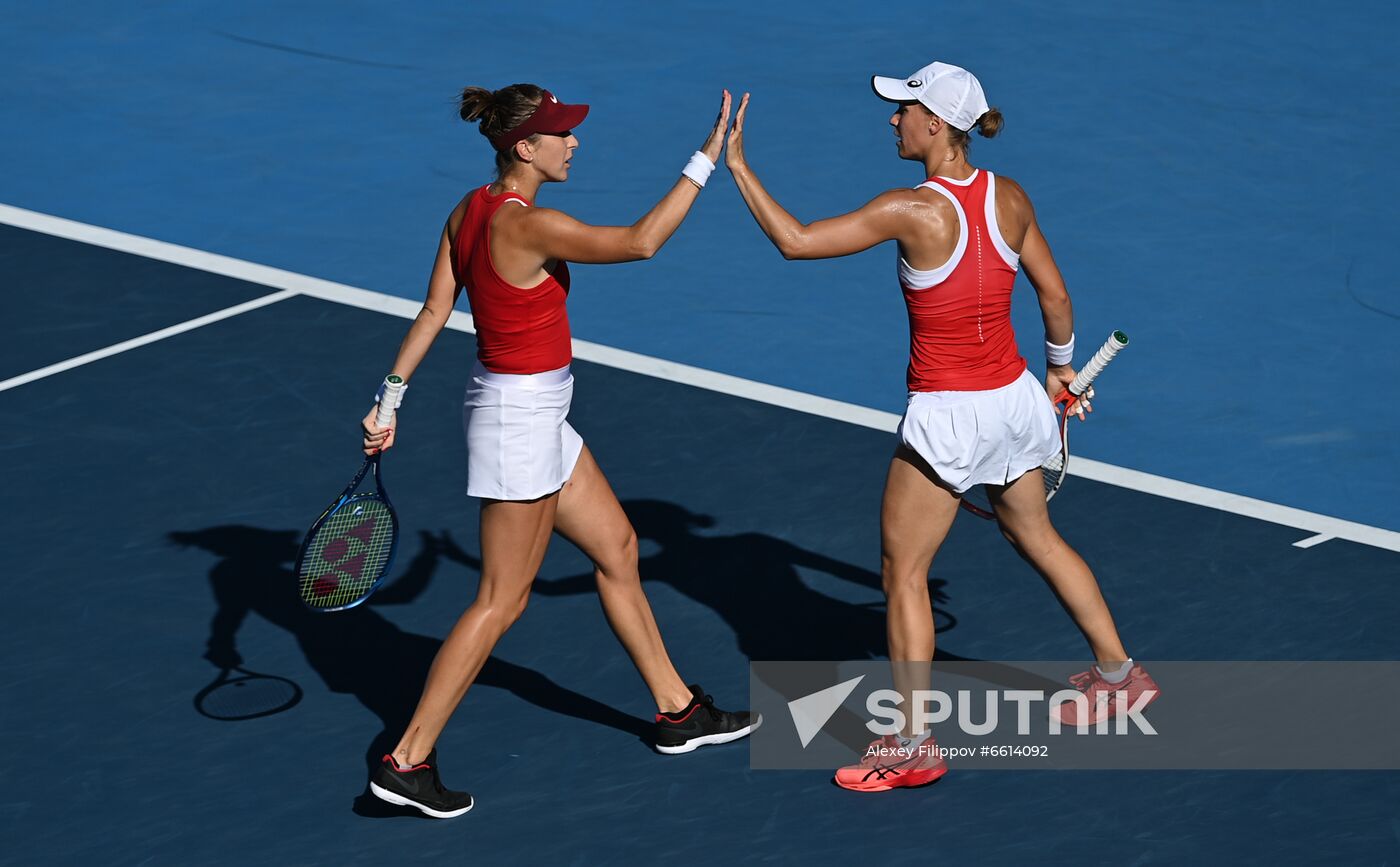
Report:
4,228,1399,864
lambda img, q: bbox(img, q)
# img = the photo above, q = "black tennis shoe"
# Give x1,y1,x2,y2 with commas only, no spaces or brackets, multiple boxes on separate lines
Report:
654,684,760,754
369,749,474,818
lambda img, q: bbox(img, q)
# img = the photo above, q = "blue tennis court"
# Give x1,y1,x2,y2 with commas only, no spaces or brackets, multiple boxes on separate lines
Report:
3,2,1398,863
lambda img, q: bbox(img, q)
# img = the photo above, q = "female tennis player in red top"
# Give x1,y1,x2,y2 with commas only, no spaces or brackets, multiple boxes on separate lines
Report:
725,62,1156,791
359,84,754,817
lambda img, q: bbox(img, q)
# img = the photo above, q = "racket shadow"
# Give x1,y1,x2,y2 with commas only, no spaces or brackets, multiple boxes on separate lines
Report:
171,525,652,813
193,666,304,721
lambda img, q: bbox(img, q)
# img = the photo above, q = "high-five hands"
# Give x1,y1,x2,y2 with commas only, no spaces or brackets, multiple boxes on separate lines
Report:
725,92,750,169
699,90,734,164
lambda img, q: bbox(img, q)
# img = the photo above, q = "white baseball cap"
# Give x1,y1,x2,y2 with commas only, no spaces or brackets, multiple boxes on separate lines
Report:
871,61,990,132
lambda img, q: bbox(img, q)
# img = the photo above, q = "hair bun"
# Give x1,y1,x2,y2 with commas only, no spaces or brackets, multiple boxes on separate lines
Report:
458,86,495,124
976,107,1003,138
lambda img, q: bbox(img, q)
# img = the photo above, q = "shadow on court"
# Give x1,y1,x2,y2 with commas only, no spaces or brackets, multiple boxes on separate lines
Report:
530,499,960,661
172,499,1072,814
526,499,1073,750
504,499,986,751
171,525,652,817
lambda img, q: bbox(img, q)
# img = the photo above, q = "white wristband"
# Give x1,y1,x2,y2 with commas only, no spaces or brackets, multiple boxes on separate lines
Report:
681,151,715,188
1046,334,1075,366
374,378,407,409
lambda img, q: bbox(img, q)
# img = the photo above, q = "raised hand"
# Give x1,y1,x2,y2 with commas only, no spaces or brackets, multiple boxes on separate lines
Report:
699,89,734,164
726,92,750,169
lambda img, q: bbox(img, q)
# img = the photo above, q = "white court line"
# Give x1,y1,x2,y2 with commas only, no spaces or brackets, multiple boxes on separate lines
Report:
0,289,296,393
1293,534,1336,549
4,202,1399,554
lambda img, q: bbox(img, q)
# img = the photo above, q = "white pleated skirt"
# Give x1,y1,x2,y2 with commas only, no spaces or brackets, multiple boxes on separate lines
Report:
897,368,1060,494
462,362,584,501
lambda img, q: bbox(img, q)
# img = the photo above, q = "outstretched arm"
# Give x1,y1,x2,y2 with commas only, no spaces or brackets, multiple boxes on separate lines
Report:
512,91,733,264
725,93,911,260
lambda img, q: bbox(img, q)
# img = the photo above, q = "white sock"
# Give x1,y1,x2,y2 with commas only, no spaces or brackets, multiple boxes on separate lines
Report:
1096,659,1134,684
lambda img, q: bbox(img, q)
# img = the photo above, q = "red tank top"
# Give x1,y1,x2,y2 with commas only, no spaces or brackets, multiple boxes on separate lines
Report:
900,169,1025,392
454,184,572,374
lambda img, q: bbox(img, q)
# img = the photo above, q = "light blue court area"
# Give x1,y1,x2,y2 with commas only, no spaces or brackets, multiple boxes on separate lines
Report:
2,2,1397,529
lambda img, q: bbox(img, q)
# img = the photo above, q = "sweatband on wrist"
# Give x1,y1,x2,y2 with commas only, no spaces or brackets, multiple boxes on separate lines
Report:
681,151,715,188
374,379,407,409
1045,334,1075,366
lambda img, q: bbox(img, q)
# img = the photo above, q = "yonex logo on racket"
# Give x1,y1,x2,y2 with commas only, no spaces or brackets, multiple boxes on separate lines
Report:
307,514,381,598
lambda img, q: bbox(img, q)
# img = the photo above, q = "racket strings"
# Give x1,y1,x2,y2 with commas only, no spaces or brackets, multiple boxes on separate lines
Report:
297,497,396,609
1042,451,1066,499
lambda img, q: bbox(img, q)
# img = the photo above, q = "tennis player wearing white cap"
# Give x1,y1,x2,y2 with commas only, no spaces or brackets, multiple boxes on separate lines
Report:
725,62,1155,792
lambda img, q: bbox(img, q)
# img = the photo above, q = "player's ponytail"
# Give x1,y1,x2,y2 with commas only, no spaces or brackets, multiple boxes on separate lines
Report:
458,86,496,124
975,107,1003,138
457,83,546,177
947,106,1003,156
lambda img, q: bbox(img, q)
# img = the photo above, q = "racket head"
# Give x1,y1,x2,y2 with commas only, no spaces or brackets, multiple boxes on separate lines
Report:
195,668,303,721
295,457,400,612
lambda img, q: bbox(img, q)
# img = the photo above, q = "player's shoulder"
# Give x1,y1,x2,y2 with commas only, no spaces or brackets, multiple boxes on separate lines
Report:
507,203,570,234
878,185,935,202
893,185,960,232
991,173,1033,208
880,186,957,217
446,192,473,232
490,196,555,231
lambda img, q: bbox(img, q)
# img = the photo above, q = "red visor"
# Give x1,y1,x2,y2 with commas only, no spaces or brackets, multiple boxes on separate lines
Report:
489,91,589,151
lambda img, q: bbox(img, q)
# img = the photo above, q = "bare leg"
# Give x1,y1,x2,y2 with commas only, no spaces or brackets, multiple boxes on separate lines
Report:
987,468,1128,665
552,446,692,713
391,493,559,765
881,446,962,737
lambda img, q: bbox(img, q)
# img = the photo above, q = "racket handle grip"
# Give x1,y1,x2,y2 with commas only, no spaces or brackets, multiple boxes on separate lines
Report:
374,375,406,428
1069,330,1129,396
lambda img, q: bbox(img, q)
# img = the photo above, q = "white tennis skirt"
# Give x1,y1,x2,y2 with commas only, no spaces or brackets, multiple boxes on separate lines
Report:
897,368,1061,494
462,361,585,501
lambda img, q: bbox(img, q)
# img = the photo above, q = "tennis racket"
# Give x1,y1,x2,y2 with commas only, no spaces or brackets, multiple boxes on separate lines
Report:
294,376,405,611
194,666,304,721
961,331,1129,520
